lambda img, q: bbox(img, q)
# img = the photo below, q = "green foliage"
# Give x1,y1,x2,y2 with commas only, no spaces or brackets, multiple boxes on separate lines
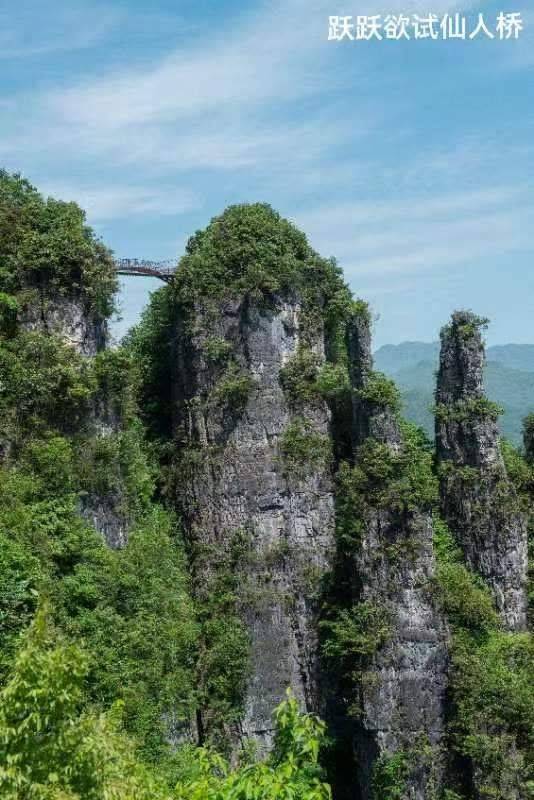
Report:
0,170,117,315
337,424,437,526
0,608,169,800
500,438,534,624
320,599,391,720
350,298,372,325
279,349,350,406
0,332,96,439
356,371,401,413
124,286,175,442
92,347,138,423
0,617,331,800
371,752,409,800
76,424,155,518
202,336,233,363
501,439,534,496
280,418,332,477
0,409,196,768
441,311,489,342
174,691,331,800
279,348,322,404
321,603,390,665
57,509,199,764
315,362,350,400
0,533,41,679
174,204,352,330
433,518,499,631
449,630,534,795
212,361,254,411
193,535,252,746
0,291,18,336
433,520,534,796
434,396,503,424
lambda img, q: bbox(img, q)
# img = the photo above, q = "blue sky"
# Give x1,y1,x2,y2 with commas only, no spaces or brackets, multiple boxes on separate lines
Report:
1,0,533,347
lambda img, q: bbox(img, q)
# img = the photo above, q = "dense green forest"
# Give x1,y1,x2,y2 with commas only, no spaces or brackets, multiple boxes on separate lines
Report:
0,170,532,799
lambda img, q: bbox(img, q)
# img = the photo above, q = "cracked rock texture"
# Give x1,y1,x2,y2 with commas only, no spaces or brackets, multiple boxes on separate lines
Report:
344,313,449,800
435,311,528,631
19,291,107,355
173,295,335,750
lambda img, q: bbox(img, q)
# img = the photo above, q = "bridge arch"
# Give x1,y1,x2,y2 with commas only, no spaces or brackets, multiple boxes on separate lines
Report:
114,258,177,283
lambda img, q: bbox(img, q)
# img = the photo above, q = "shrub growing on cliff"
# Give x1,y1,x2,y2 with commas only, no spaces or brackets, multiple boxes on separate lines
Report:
356,371,401,414
212,361,254,411
0,291,17,336
280,418,332,477
280,349,350,406
440,311,489,342
173,204,353,332
0,170,117,316
433,518,534,795
0,332,96,440
434,396,503,424
279,347,322,404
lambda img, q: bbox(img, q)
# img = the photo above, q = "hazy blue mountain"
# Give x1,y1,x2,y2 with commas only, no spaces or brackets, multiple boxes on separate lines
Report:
373,342,439,374
485,344,534,372
374,343,534,445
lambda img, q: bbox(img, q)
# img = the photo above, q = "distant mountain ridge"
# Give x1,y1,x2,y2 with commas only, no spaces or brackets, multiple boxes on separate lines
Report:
374,342,534,444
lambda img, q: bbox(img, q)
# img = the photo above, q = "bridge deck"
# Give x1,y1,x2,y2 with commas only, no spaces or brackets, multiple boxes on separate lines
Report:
114,258,177,283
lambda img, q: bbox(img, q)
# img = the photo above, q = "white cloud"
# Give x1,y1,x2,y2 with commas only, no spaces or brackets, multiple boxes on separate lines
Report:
0,1,122,58
1,0,479,167
40,183,198,222
0,0,524,227
295,186,534,278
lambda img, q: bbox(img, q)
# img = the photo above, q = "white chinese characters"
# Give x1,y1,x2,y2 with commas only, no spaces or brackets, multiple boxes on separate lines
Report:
327,12,524,41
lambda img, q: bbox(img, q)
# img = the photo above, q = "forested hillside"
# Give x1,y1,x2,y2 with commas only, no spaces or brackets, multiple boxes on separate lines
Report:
0,171,532,799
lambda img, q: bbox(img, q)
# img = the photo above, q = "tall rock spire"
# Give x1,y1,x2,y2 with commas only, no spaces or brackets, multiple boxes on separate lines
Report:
435,311,528,630
326,306,448,800
170,204,339,751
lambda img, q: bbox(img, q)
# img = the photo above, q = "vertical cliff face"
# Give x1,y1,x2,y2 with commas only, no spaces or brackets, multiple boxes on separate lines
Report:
19,292,107,355
338,311,448,800
173,294,335,749
435,311,528,630
167,204,348,749
19,292,129,549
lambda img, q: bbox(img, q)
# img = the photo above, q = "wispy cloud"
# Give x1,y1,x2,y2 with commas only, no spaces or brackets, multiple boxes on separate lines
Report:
0,0,528,229
0,0,122,58
40,182,199,222
1,0,478,165
296,186,533,278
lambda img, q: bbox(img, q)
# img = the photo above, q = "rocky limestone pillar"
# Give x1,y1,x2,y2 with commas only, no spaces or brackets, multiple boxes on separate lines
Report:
341,310,448,800
435,311,528,630
173,294,335,751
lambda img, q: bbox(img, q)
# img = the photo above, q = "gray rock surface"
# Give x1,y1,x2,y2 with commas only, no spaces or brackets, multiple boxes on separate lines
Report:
19,291,106,355
345,312,449,800
173,295,335,750
435,311,528,630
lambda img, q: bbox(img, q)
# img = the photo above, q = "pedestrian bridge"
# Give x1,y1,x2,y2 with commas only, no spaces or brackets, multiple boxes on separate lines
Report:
114,258,177,283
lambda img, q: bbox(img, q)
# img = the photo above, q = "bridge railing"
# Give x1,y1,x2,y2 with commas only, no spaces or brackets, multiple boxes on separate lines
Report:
114,258,178,281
